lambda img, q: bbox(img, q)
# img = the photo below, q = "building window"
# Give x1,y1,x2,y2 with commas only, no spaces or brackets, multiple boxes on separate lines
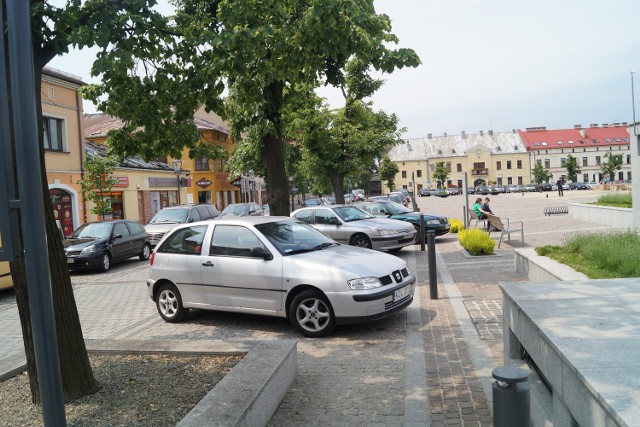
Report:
445,162,451,171
583,173,589,182
619,171,624,181
560,158,566,167
456,163,462,172
416,170,422,178
595,156,601,165
401,171,407,179
507,177,513,185
496,161,502,170
582,157,588,167
43,116,65,151
536,159,542,166
628,171,632,180
627,154,631,164
506,161,512,169
497,177,503,185
218,159,224,172
517,176,523,185
195,158,209,171
517,160,522,169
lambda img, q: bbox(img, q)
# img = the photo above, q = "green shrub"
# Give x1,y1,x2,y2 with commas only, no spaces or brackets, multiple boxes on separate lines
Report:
459,228,494,255
594,192,631,208
449,218,465,233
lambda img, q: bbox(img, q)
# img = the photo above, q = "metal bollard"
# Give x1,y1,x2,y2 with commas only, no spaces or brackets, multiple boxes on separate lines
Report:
419,214,425,251
492,366,530,427
427,230,438,299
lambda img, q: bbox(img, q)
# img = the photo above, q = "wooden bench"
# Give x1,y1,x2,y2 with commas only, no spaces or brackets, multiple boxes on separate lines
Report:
467,208,486,228
486,214,524,248
543,206,568,216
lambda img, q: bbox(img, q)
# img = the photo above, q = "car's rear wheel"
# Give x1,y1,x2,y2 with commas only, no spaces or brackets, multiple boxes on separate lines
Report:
156,283,188,323
289,290,336,337
349,233,372,249
139,243,151,261
97,253,111,272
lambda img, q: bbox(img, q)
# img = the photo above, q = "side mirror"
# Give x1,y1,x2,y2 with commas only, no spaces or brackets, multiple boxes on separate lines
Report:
329,217,341,225
113,233,123,240
250,247,273,260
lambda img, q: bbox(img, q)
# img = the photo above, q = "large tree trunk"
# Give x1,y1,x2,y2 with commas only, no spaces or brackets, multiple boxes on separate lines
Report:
10,65,97,404
263,80,290,216
327,168,346,204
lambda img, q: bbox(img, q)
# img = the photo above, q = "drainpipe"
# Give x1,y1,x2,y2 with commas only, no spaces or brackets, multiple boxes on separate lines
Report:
76,90,87,224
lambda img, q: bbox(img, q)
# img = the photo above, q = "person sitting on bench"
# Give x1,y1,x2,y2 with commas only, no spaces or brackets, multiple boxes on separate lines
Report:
472,197,491,230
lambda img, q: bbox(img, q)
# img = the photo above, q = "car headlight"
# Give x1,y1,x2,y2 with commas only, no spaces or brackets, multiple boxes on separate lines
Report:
80,245,96,256
426,219,440,225
376,228,397,236
347,277,382,290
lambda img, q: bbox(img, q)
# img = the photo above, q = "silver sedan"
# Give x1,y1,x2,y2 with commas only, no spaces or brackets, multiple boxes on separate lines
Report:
290,205,417,251
147,216,416,337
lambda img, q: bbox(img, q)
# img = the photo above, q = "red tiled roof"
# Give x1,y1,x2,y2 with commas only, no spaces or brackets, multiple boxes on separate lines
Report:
519,125,630,151
42,67,85,85
84,113,229,139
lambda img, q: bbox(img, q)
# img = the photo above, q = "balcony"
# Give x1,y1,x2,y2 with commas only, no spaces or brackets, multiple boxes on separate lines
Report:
472,168,489,175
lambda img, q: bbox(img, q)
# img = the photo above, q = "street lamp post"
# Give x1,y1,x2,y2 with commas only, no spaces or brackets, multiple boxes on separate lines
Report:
288,176,294,212
173,159,182,205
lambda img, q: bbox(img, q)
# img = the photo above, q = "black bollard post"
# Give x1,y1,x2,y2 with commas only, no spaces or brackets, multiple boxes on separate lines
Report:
420,214,425,251
492,366,530,427
427,230,438,299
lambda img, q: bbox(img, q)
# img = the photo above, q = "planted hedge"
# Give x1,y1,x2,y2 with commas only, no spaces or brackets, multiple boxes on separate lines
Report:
459,229,494,255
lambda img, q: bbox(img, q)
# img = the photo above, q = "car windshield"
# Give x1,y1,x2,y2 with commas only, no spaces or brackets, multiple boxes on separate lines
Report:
378,200,413,214
255,220,336,255
149,208,189,224
332,206,373,222
71,222,112,239
222,204,249,215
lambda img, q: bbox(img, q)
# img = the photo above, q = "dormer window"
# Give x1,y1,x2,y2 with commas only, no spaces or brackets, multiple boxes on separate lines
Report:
605,138,611,143
556,141,563,145
541,142,548,146
533,142,540,146
568,140,574,144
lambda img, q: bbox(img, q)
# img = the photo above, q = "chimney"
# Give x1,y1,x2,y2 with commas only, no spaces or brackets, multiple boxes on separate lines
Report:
574,124,582,129
461,131,466,139
488,129,494,136
480,130,484,136
427,133,432,139
444,132,447,137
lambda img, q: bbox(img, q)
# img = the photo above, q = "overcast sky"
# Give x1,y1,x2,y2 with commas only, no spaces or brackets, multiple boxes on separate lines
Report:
49,0,640,139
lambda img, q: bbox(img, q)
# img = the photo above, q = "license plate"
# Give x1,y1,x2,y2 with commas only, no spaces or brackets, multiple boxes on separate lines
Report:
67,258,74,264
394,285,411,301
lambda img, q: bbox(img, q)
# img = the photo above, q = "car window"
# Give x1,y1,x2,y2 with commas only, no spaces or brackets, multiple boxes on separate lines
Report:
113,223,131,238
293,210,313,224
189,208,202,222
157,225,207,255
148,208,189,224
210,225,266,257
196,205,211,220
256,220,334,255
71,222,112,239
314,209,337,225
333,206,372,222
126,222,144,235
206,205,219,217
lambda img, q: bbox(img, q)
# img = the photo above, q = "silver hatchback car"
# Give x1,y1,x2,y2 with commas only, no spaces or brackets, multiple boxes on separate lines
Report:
147,217,415,337
290,205,416,251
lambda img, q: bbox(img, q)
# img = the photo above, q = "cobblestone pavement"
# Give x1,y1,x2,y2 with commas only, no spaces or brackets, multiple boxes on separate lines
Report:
0,190,620,425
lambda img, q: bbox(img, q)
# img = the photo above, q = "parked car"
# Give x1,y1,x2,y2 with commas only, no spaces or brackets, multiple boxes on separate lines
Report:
145,204,220,247
351,189,366,200
434,189,449,197
367,195,391,202
492,185,506,193
538,183,553,192
64,220,150,272
291,205,417,251
393,188,410,200
353,200,450,239
302,198,323,207
476,185,490,195
321,196,337,205
343,194,354,204
388,192,407,205
507,184,521,193
147,216,416,337
447,187,462,195
524,184,537,192
220,202,264,217
576,182,590,190
419,188,431,197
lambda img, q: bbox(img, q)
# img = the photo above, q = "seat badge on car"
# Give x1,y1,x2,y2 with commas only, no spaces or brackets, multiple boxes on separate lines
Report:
393,271,403,283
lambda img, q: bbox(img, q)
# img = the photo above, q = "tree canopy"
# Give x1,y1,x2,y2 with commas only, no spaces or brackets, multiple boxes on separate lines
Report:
432,162,450,188
563,154,581,182
600,152,623,181
379,156,400,192
532,161,552,184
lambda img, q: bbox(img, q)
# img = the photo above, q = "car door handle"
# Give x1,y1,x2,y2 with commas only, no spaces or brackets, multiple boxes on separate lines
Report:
202,261,214,267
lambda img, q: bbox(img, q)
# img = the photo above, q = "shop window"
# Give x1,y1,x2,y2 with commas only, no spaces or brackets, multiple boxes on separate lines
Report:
195,158,209,171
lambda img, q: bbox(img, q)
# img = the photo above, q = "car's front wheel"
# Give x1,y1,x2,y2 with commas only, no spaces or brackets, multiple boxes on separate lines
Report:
156,283,188,323
349,233,372,249
139,243,151,261
289,290,336,337
97,253,111,272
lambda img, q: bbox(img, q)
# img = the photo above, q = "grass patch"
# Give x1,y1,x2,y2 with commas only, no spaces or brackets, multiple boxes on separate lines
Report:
591,192,632,208
536,230,640,278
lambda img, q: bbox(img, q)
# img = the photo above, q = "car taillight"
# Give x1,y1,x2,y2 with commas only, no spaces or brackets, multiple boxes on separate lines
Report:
150,252,155,266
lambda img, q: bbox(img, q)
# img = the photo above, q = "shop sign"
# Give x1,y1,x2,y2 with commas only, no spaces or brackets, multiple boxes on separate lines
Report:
230,177,242,188
196,178,212,189
112,176,129,187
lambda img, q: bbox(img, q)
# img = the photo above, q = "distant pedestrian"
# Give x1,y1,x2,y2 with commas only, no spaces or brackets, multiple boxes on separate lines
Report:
557,178,564,197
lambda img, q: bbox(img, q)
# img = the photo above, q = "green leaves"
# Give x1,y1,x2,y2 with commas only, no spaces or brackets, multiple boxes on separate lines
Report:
77,155,120,216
